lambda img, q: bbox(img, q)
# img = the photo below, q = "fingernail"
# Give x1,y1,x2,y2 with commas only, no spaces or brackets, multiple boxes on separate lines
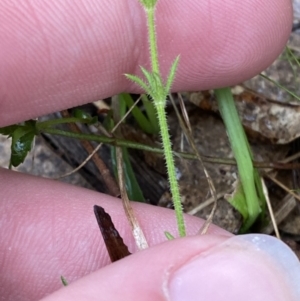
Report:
168,234,300,301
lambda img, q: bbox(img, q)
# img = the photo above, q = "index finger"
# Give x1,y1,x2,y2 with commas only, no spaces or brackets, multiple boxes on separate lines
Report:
0,0,293,126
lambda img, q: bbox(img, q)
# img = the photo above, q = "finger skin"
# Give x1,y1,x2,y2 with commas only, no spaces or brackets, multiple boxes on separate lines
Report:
40,235,230,301
40,235,297,301
0,0,292,126
0,168,230,301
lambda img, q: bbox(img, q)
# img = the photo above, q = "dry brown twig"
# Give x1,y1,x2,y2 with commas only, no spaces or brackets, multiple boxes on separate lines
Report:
116,146,149,250
261,178,281,239
111,95,149,250
54,96,143,195
57,110,120,196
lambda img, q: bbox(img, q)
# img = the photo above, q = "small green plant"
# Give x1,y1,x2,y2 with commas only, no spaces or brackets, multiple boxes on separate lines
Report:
125,0,185,237
125,0,266,234
128,0,269,233
0,112,97,168
0,120,37,168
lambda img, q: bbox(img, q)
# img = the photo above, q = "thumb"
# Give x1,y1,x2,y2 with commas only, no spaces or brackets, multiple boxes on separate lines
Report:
42,234,300,301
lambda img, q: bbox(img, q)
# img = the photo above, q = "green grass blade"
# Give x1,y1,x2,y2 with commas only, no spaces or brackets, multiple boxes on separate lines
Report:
141,94,159,134
120,93,154,134
260,73,300,101
111,146,145,202
215,87,261,231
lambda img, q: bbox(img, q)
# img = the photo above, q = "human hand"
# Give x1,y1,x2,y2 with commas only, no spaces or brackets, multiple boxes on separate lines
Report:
1,169,300,301
1,0,299,300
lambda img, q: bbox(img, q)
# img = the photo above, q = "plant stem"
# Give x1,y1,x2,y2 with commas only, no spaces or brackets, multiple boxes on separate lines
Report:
147,8,160,75
215,87,261,229
155,102,186,237
38,117,88,130
144,5,185,236
41,127,295,170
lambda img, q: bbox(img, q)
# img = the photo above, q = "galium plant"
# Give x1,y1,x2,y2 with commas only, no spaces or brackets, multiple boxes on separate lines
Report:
0,0,271,236
127,0,265,234
125,0,186,237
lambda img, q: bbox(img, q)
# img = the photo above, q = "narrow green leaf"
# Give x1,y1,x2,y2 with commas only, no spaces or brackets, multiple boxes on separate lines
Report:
165,56,180,94
125,74,151,95
0,125,19,136
120,93,154,134
102,109,114,131
227,181,248,221
121,147,145,202
141,94,159,134
108,114,145,203
111,146,145,202
0,120,36,137
215,87,261,231
164,231,175,240
260,73,300,101
284,47,300,80
118,93,127,119
150,72,164,99
140,66,154,86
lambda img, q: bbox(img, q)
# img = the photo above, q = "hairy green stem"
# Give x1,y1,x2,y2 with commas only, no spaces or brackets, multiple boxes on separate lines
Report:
142,4,185,236
147,8,160,75
155,102,186,237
